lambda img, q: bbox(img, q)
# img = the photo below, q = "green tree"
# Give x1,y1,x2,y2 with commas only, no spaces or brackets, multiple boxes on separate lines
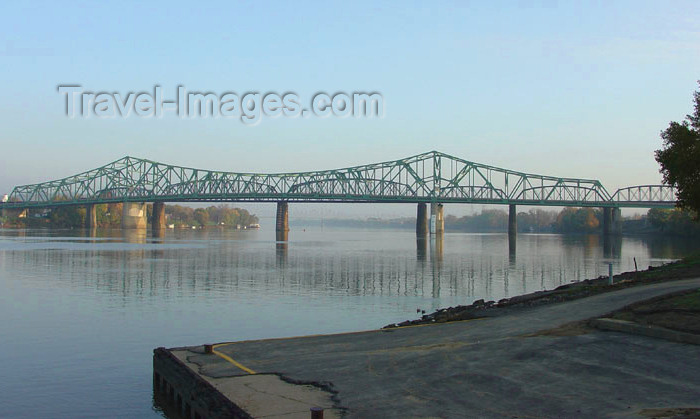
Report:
647,208,671,232
655,82,700,219
194,208,209,226
647,208,700,236
555,208,600,233
222,208,241,226
49,205,85,227
517,209,557,232
165,205,194,225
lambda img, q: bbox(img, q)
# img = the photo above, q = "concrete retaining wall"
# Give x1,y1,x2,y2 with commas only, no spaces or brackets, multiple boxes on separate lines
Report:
153,347,252,419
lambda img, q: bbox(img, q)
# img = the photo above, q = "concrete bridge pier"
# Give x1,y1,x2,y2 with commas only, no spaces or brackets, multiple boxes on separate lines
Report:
603,208,612,235
416,203,428,236
508,205,517,262
152,202,166,235
509,232,516,255
508,204,517,237
602,207,621,235
603,207,622,235
612,207,622,234
276,201,289,237
430,203,444,234
122,202,147,229
276,230,288,242
85,204,97,229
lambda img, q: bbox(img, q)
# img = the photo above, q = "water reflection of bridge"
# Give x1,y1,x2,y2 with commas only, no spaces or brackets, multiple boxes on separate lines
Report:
1,230,693,302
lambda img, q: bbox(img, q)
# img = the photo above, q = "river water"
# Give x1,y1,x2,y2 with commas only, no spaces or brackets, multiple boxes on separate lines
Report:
0,222,697,418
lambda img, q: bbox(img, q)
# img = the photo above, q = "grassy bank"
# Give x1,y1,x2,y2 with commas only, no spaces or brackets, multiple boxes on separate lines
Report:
606,288,700,335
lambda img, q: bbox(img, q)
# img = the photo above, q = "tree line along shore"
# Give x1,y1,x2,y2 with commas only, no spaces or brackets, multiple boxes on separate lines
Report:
1,205,698,236
0,203,259,229
305,207,699,236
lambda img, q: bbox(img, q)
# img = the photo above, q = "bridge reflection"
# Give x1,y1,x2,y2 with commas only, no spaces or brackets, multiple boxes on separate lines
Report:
0,229,695,302
276,230,288,268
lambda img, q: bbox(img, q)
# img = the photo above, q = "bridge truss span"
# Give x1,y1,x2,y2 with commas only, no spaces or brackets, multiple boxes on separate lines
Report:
2,151,677,209
610,185,677,208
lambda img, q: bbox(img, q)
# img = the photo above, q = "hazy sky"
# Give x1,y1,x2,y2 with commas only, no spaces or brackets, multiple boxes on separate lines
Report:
1,1,699,218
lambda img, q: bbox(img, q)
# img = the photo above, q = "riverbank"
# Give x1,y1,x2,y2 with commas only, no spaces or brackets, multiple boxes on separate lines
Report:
384,253,700,328
154,265,700,418
605,288,700,334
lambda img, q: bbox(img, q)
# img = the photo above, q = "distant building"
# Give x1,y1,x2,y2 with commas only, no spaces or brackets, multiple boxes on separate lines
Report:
1,194,7,203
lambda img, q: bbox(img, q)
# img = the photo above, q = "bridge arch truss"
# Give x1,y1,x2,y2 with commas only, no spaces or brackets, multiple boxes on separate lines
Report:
2,151,677,209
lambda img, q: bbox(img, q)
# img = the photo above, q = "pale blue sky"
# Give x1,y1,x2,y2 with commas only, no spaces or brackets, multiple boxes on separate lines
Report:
1,1,699,217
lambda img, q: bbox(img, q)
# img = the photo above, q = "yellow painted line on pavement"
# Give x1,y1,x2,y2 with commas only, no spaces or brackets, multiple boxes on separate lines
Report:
212,344,256,375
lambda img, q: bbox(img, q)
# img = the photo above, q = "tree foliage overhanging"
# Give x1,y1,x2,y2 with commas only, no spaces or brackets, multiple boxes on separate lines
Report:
655,81,700,219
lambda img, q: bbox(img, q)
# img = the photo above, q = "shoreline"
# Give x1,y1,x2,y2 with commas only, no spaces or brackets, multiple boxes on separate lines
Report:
384,253,700,328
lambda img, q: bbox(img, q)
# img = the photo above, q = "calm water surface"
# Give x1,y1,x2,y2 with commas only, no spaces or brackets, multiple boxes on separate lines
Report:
0,223,697,418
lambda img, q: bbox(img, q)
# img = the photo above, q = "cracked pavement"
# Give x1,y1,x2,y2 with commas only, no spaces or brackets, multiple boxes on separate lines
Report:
173,278,700,418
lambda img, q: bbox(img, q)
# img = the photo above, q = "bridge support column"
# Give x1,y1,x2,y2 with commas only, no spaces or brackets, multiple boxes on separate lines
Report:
122,202,147,229
276,201,289,236
151,202,166,234
508,204,517,237
603,207,612,235
416,203,428,236
85,204,97,229
612,207,622,234
430,203,444,234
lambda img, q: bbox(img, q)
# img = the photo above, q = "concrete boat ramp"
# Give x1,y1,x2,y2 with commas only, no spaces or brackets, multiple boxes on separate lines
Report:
154,278,700,419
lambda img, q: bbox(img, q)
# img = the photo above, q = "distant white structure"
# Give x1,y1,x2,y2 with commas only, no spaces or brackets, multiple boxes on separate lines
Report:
1,194,7,203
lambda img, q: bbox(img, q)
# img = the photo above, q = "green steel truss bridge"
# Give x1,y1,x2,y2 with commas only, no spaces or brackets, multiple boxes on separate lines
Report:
1,151,675,209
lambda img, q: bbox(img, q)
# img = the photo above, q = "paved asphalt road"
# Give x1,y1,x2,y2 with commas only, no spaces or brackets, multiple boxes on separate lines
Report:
187,278,700,418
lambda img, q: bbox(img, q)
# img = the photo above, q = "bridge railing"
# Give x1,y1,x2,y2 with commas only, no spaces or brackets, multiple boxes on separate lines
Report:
610,185,677,205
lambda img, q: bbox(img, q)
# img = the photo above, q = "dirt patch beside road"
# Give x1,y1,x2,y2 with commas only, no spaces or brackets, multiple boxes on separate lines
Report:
606,288,700,335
